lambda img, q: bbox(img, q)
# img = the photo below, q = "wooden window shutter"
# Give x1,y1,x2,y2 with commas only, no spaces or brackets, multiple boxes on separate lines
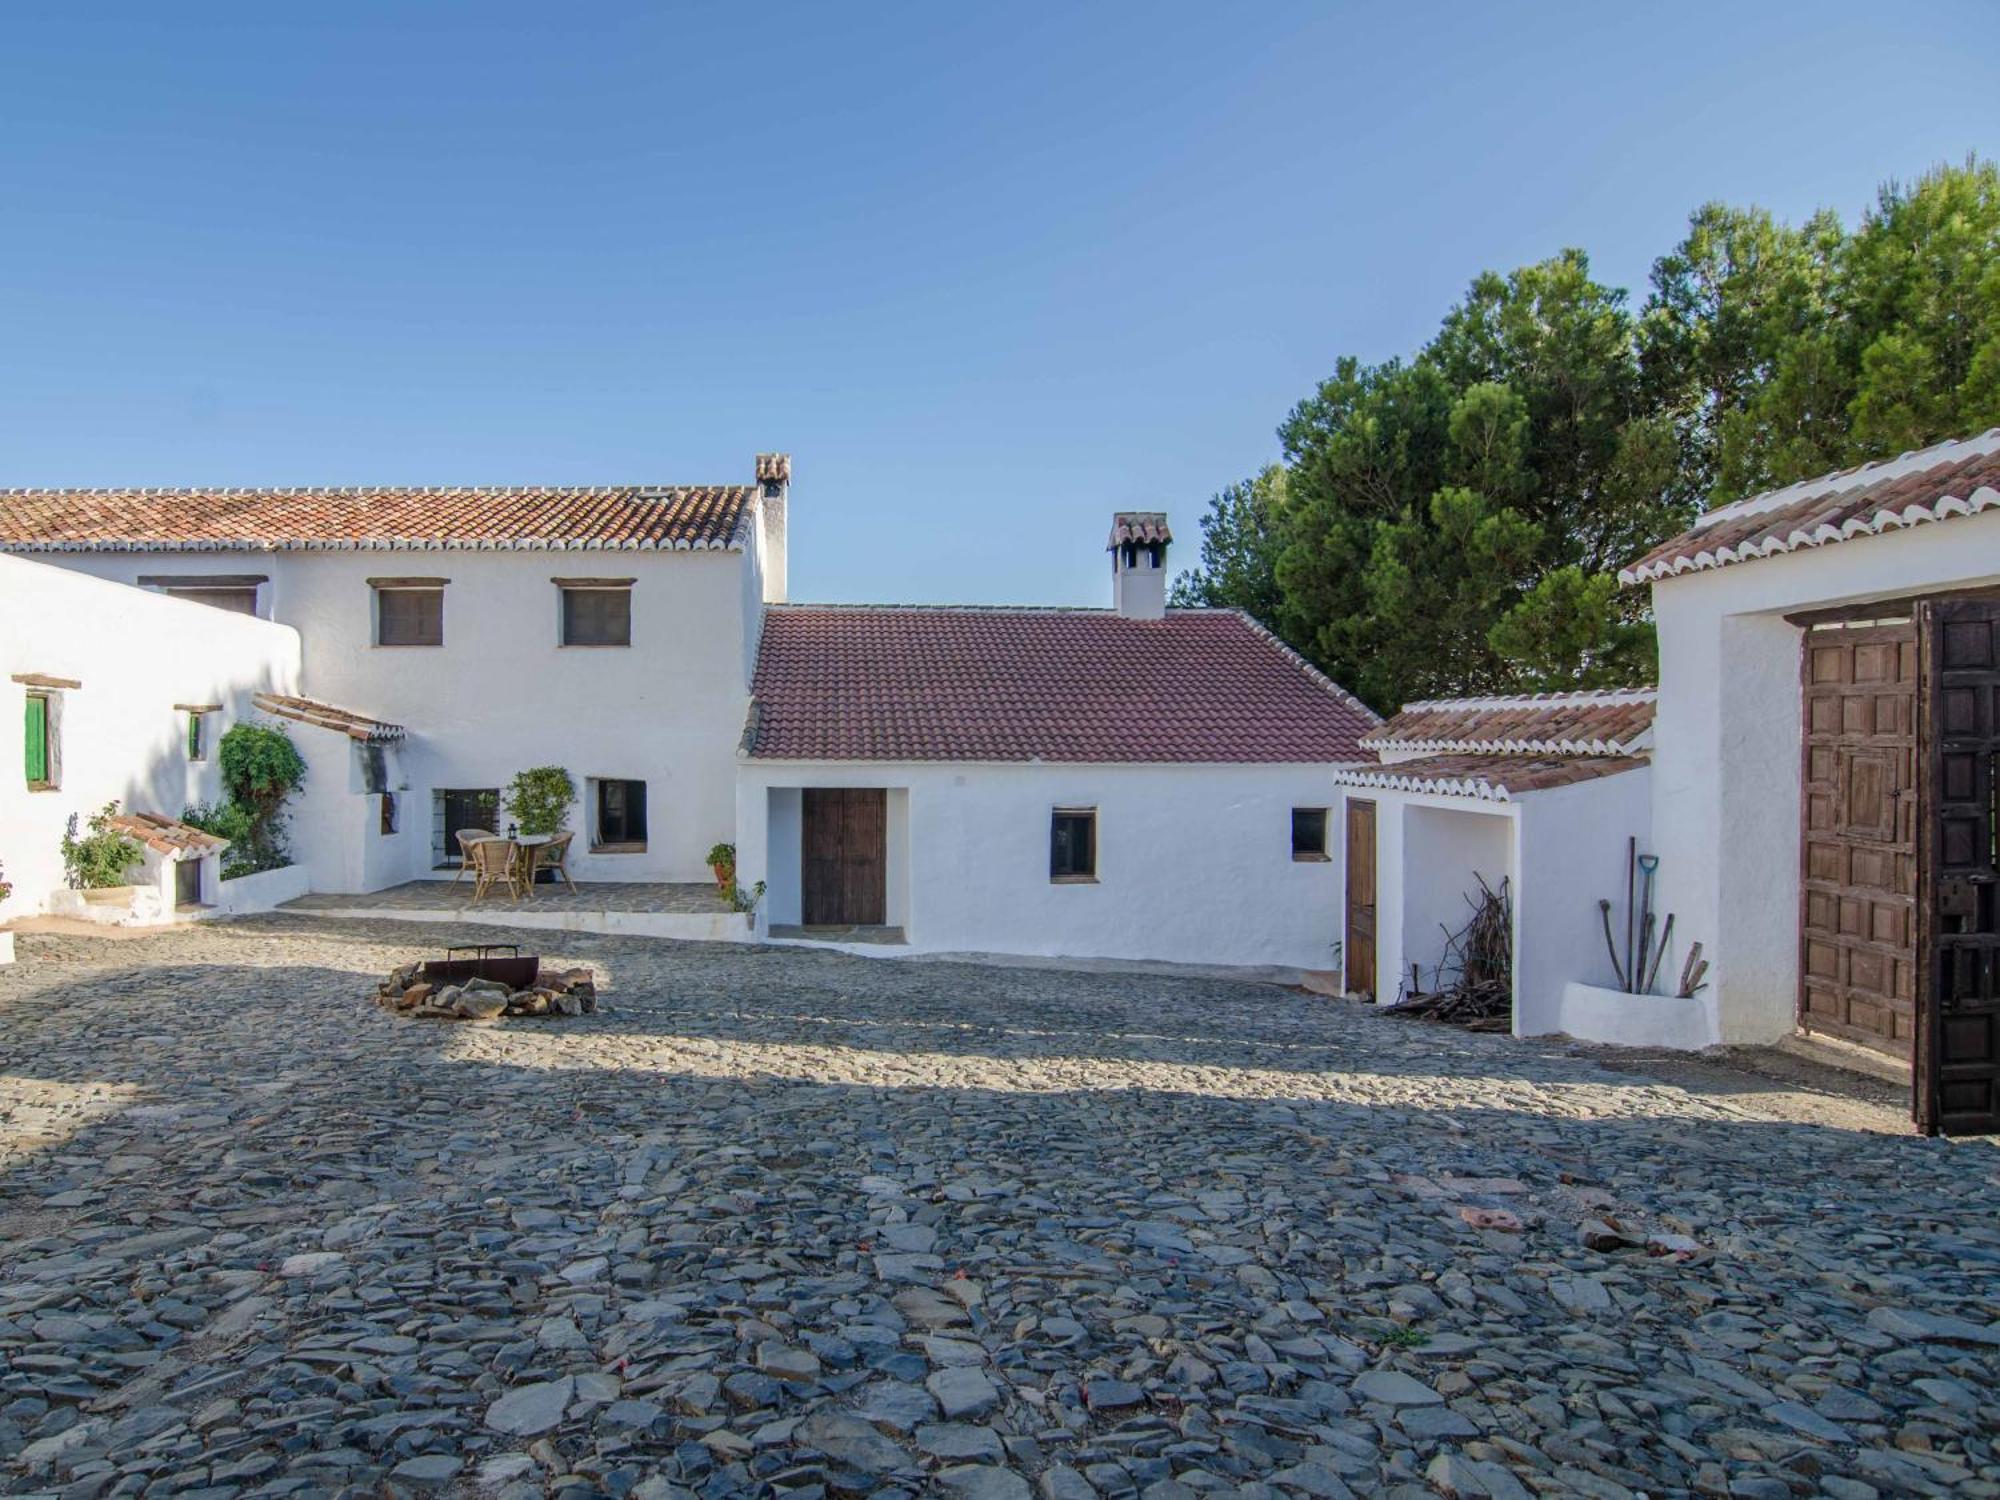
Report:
24,694,49,784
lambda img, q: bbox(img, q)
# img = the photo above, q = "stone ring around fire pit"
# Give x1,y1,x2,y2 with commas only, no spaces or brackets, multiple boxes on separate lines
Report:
374,944,598,1022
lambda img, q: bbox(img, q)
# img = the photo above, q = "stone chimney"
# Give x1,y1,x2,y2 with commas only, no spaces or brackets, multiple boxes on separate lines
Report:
1108,512,1171,621
755,453,791,603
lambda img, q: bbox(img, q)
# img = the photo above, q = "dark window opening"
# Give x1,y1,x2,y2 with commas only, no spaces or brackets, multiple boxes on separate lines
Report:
1050,808,1097,881
166,587,259,615
24,692,53,789
380,792,398,836
1292,807,1329,861
175,858,203,909
434,788,499,868
562,587,632,647
595,778,648,849
376,587,444,647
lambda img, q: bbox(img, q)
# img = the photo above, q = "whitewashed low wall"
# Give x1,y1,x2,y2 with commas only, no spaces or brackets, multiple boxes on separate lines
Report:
209,864,311,918
0,930,14,965
49,885,172,927
1541,979,1718,1050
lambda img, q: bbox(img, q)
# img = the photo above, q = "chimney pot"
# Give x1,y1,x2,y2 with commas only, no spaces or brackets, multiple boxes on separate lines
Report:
1108,511,1171,620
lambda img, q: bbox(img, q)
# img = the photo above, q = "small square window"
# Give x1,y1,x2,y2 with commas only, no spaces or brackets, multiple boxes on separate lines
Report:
562,587,632,647
375,586,443,647
594,778,648,850
1292,807,1329,861
1050,808,1097,882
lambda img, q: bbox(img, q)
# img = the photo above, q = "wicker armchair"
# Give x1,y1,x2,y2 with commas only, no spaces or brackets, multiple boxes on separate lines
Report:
451,827,493,887
531,831,578,894
468,837,523,905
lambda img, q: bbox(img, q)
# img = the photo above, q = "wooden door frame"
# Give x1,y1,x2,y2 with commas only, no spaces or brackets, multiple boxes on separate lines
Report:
1345,798,1377,999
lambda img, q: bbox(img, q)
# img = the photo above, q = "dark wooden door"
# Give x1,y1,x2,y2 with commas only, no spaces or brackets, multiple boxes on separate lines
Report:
1345,799,1377,999
1916,597,2000,1136
802,788,887,925
1800,621,1919,1056
175,859,202,908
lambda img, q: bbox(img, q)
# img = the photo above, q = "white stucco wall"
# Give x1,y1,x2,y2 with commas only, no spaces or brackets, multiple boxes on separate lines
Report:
1398,802,1514,999
43,542,760,887
1647,511,2000,1044
0,554,302,919
738,760,1348,969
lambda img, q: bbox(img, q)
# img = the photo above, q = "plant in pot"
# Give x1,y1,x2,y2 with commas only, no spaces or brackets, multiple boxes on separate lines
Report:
707,842,736,893
505,767,576,882
61,802,144,893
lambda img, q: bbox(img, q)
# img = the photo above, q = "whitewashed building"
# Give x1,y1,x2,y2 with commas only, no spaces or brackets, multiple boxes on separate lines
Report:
1621,428,2000,1134
733,515,1378,969
1331,691,1674,1043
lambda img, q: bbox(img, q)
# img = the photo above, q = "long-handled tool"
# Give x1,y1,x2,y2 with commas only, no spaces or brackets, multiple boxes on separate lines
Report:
1624,837,1637,993
1598,899,1628,990
1644,912,1675,994
1634,852,1660,994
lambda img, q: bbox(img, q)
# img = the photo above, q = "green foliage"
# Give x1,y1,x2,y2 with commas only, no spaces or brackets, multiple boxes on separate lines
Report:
728,879,767,915
213,722,306,872
0,858,13,904
61,801,143,890
1191,155,1999,712
505,766,576,837
706,842,736,869
182,800,268,880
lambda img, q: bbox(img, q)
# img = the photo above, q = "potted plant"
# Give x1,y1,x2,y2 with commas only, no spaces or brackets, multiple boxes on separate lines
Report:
707,842,736,893
505,767,576,882
62,802,144,898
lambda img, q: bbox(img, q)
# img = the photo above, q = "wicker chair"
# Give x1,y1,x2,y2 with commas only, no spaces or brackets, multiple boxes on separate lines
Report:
531,831,578,894
451,827,493,887
468,837,524,905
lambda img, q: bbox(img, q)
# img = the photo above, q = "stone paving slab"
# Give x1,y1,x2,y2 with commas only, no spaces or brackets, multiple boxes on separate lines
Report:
0,914,1995,1500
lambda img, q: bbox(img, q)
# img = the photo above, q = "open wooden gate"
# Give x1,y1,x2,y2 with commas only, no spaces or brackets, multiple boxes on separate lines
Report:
1916,597,2000,1136
1799,619,1920,1056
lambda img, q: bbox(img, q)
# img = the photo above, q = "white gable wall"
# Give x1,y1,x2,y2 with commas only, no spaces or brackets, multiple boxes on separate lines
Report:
738,760,1348,970
0,554,302,919
1648,508,2000,1044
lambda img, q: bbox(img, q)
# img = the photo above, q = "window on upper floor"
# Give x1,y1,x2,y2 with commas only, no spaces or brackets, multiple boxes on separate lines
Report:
558,579,633,647
1292,807,1330,861
1050,807,1097,882
372,579,445,647
139,574,266,616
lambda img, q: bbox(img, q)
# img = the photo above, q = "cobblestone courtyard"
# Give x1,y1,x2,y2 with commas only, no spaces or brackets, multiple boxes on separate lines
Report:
1,917,1995,1500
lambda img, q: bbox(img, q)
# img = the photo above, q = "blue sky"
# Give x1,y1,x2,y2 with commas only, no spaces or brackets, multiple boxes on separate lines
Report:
2,4,1993,604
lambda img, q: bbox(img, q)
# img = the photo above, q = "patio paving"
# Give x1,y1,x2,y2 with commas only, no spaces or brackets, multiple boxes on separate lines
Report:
0,914,1995,1498
286,878,730,915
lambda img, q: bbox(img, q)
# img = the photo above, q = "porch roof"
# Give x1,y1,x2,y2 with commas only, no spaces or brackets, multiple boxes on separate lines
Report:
1362,688,1654,757
107,810,228,858
1333,752,1646,802
253,693,406,743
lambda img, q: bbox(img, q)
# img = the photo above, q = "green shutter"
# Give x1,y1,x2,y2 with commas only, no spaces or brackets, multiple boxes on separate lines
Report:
187,712,202,760
24,694,48,784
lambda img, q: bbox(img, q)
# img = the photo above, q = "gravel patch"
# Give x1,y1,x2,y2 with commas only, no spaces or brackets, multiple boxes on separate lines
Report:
0,914,1995,1498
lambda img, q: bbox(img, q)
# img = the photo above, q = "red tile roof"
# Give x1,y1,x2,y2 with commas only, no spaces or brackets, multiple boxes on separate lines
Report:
0,484,755,553
1333,753,1647,802
1363,689,1655,757
744,606,1377,763
1621,429,2000,584
254,693,406,743
107,810,229,857
1108,512,1173,548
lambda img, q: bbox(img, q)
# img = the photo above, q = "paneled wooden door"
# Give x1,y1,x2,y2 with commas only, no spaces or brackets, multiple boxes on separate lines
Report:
1799,620,1920,1056
1345,799,1377,999
1916,597,2000,1136
802,788,888,926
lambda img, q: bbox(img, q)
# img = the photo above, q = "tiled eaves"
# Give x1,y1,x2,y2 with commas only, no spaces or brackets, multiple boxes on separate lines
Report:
1620,429,2000,585
1332,753,1648,802
107,810,229,857
253,693,407,744
1362,687,1654,757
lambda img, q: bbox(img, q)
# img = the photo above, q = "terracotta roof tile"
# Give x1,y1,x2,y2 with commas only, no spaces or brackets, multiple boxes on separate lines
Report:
1107,512,1173,548
253,693,406,743
0,484,755,553
1363,689,1655,757
1333,753,1647,802
107,810,229,857
744,606,1376,763
1621,429,2000,584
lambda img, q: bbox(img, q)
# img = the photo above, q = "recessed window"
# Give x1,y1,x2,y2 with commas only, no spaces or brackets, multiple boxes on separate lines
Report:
24,691,55,790
1292,807,1330,861
186,712,207,761
380,792,398,836
140,575,266,616
1050,807,1097,882
373,581,445,647
559,582,633,647
594,778,648,851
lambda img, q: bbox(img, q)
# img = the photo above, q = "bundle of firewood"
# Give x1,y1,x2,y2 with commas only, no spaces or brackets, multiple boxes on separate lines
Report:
1393,874,1513,1030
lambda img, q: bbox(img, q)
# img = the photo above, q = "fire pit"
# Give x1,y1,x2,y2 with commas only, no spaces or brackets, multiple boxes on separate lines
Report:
375,944,598,1021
